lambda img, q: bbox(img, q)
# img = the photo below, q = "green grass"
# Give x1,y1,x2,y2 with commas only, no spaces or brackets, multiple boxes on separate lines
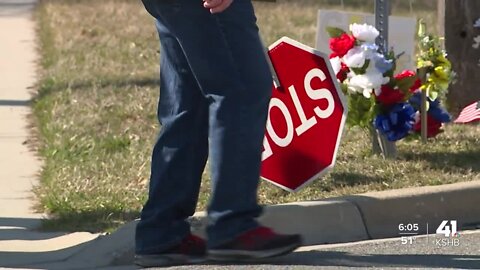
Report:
32,0,479,232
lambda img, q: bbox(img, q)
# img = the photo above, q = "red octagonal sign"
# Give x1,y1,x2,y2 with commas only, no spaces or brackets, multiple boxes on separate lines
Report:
260,37,348,192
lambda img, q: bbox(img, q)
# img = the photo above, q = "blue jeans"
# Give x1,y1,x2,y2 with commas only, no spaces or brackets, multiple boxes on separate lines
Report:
136,0,273,254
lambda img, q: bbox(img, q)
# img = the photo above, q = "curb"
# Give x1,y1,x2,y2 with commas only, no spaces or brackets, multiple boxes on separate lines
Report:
190,199,368,245
344,180,480,239
27,180,480,269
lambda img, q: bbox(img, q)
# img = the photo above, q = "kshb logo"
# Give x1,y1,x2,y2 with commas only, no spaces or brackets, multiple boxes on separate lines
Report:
436,220,458,237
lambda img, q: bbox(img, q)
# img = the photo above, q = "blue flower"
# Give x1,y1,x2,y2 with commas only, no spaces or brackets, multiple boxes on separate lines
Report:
374,103,416,141
408,91,422,109
408,92,451,123
373,53,394,74
428,98,451,123
361,43,379,52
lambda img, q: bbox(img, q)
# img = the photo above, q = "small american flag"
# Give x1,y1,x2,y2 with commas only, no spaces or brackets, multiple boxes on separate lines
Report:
454,100,480,124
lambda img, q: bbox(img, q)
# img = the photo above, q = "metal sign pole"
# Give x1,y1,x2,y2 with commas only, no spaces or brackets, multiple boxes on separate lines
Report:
375,0,390,54
417,21,428,144
263,44,281,89
421,84,428,143
373,0,397,159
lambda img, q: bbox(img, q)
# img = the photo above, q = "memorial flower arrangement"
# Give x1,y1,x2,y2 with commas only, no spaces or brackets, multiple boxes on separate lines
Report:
327,23,453,141
412,21,455,137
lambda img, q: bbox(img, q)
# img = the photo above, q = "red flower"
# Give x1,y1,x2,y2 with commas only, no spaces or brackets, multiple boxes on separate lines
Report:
329,33,356,58
375,85,405,106
395,70,421,93
413,114,443,138
337,62,350,82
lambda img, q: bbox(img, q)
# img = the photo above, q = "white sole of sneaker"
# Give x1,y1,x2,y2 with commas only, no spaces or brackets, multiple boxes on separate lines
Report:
207,242,301,261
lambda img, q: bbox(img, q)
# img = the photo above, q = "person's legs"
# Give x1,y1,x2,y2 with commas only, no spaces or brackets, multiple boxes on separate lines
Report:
202,2,274,247
141,0,273,247
135,18,209,255
138,1,301,263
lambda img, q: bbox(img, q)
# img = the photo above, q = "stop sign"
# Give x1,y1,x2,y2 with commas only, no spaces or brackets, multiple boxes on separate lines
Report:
260,37,348,192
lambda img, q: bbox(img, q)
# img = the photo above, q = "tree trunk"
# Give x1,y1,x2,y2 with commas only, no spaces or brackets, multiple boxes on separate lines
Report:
444,0,480,116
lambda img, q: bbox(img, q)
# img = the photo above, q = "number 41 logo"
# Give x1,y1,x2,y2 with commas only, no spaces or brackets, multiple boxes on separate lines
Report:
436,220,458,237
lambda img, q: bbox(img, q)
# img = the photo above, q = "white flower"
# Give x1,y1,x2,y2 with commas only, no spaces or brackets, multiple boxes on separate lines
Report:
343,47,366,68
347,75,373,98
349,23,380,43
329,56,342,75
347,70,389,98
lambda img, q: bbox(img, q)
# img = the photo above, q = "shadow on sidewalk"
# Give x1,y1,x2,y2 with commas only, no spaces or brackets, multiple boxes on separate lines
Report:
0,237,95,269
0,217,101,269
0,0,37,17
0,99,30,107
0,217,71,241
0,218,127,269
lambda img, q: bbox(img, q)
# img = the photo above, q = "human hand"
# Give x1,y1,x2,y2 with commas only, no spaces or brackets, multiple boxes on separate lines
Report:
203,0,233,14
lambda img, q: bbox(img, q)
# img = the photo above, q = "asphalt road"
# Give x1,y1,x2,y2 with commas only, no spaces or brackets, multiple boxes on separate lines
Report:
149,229,480,270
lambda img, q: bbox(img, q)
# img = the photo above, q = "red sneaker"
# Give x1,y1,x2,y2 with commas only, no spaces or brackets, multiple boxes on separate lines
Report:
134,234,206,267
208,226,303,261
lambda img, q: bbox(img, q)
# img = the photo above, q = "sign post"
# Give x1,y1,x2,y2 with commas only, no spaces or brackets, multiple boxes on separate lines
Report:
417,67,428,143
260,37,348,192
375,0,390,54
373,0,397,159
416,21,430,144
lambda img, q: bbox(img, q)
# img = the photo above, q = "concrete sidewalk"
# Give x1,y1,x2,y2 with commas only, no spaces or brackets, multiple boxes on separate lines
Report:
0,0,100,269
0,0,41,224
